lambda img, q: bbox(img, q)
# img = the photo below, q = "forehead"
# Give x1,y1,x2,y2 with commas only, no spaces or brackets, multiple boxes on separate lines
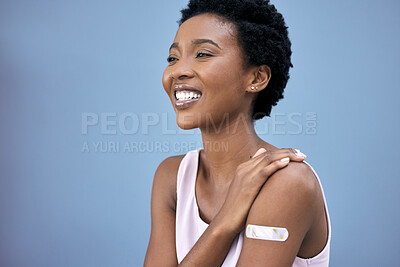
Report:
173,13,238,48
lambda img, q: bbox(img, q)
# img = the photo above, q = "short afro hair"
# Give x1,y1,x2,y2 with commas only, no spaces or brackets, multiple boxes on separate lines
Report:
179,0,293,120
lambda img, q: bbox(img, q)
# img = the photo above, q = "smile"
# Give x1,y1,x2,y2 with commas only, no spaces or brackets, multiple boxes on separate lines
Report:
175,90,201,100
173,84,202,110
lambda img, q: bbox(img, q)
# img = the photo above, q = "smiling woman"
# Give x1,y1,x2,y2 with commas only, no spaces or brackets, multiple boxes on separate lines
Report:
144,0,331,266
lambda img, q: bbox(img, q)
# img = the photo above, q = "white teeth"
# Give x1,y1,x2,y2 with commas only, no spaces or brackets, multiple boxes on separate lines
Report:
175,91,202,100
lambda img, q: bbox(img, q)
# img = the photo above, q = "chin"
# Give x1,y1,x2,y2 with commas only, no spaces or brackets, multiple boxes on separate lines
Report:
176,112,200,130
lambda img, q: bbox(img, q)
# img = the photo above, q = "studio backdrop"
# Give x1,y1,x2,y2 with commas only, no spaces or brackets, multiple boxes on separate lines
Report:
0,0,399,266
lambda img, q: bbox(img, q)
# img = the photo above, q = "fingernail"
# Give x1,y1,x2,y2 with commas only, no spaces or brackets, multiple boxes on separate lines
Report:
295,149,307,158
253,148,267,158
280,157,290,163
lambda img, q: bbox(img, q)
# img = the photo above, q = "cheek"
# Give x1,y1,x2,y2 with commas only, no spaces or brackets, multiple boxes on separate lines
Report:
203,60,245,98
206,52,244,83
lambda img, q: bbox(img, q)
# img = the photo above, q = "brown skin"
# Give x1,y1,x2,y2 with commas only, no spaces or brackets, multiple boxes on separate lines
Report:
144,13,328,266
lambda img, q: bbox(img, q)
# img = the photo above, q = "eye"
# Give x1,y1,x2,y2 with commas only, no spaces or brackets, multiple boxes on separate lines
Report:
167,56,178,63
196,52,212,58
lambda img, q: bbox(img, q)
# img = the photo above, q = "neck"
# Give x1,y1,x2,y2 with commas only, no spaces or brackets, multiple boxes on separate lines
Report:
199,113,272,185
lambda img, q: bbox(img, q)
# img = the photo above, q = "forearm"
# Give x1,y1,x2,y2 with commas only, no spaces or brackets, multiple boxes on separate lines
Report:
178,216,237,266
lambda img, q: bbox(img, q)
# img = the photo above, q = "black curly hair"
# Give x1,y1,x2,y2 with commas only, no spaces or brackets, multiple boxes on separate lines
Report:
178,0,293,120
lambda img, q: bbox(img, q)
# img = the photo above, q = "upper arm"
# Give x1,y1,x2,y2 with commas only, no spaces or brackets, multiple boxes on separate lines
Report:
237,162,319,267
144,155,183,267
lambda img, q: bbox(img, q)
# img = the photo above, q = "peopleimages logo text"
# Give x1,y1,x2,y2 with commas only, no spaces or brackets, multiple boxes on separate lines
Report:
81,111,317,136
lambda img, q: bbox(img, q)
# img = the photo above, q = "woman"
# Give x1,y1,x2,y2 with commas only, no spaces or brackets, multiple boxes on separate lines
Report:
144,0,331,266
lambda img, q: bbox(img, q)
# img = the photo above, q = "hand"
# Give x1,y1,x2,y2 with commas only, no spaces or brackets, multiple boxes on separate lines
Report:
213,148,307,235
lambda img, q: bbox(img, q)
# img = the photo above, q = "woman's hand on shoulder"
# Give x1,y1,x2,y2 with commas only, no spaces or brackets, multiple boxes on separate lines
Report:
213,148,307,236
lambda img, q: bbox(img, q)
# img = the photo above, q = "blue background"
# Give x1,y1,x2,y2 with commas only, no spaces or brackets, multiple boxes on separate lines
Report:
1,0,399,266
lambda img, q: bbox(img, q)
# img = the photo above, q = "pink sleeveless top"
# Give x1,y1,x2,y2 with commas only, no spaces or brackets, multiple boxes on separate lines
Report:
176,148,331,266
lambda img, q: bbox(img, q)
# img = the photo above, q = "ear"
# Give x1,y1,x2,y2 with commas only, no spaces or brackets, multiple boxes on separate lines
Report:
246,65,271,93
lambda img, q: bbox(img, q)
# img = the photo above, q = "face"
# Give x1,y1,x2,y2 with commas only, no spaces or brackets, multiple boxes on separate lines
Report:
162,13,254,130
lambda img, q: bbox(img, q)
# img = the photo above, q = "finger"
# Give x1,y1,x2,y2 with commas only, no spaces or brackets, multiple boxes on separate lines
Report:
248,148,306,168
251,148,267,158
256,158,292,181
243,149,308,189
252,148,306,171
264,148,306,162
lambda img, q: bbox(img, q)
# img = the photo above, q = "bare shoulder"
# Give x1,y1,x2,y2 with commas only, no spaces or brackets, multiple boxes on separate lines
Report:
155,154,186,178
153,154,186,211
240,160,328,265
145,154,186,266
247,161,321,225
267,161,320,196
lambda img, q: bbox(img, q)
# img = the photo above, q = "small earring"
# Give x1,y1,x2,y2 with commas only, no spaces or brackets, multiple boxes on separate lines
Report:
250,86,258,91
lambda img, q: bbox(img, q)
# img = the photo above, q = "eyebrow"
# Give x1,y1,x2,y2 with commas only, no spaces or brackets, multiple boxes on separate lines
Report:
169,39,221,51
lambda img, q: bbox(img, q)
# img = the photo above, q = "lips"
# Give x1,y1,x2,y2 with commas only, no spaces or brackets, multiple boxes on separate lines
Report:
173,84,202,110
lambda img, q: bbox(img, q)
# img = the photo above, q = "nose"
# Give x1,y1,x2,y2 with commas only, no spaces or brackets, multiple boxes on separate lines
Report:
169,59,195,81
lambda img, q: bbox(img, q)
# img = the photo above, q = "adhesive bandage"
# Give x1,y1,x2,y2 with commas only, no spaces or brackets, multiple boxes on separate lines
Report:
246,224,289,241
